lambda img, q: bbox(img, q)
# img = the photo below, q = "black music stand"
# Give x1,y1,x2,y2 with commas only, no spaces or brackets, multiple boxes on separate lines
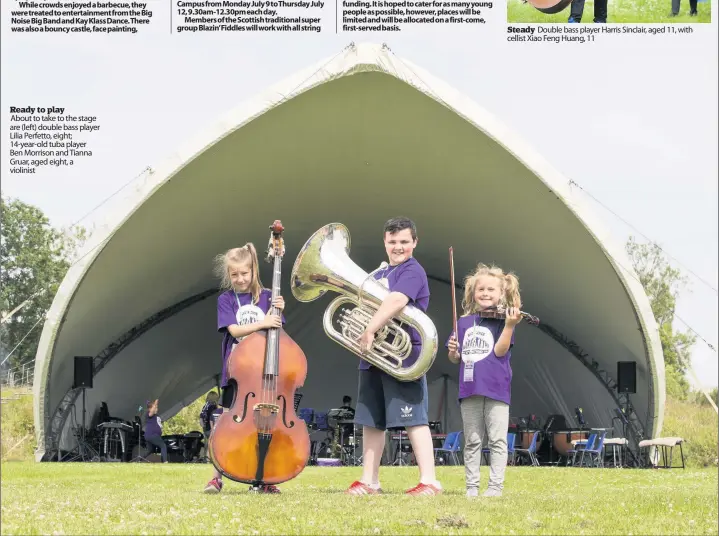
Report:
337,420,360,466
575,407,586,429
327,409,356,464
572,407,589,467
613,405,640,468
351,423,363,466
392,428,410,466
130,405,150,463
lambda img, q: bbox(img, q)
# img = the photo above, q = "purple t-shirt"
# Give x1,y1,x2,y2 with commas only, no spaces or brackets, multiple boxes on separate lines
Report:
144,414,162,438
359,257,430,371
445,314,515,405
217,288,286,386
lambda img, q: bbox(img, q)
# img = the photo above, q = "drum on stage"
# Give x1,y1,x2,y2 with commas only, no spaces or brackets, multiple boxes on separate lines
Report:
552,430,590,456
518,429,541,450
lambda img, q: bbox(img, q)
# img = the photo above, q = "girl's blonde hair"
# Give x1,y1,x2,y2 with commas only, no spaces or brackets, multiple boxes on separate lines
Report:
461,263,522,316
213,243,264,304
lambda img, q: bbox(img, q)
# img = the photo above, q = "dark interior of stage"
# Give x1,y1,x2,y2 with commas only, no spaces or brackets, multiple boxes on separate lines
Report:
56,389,644,469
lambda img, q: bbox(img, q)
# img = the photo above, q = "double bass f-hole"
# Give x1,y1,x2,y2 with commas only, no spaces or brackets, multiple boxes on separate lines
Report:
277,395,295,428
232,392,256,423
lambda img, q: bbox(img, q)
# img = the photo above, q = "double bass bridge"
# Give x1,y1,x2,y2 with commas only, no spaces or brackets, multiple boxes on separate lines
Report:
251,398,295,429
253,403,280,414
252,402,280,431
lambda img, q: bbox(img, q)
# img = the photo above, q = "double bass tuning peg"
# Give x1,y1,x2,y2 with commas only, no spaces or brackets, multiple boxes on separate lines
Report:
265,240,286,262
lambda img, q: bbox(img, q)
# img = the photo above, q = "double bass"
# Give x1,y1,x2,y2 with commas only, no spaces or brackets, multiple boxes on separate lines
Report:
209,220,310,491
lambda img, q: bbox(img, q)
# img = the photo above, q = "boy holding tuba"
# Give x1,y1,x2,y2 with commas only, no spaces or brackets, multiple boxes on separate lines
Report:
347,217,442,496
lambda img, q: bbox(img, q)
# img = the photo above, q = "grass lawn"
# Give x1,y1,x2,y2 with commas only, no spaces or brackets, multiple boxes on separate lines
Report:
1,463,717,535
507,0,712,23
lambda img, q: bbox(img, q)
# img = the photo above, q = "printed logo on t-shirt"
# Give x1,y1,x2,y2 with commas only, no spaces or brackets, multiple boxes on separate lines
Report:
461,325,494,363
237,304,265,327
232,303,266,346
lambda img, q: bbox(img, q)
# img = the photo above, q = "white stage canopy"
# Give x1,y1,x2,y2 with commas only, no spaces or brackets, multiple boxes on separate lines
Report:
32,42,664,462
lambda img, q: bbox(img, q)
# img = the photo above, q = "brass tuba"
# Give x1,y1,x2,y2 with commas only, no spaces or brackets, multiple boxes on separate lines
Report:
290,223,438,382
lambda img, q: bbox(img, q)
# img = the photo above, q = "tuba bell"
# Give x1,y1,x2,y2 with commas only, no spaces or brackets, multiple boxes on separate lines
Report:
290,223,438,382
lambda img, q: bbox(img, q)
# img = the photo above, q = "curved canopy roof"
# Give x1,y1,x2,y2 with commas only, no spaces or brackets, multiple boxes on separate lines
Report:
33,42,664,460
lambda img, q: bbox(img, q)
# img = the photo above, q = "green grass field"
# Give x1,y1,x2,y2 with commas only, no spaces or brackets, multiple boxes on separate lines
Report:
1,463,717,535
507,0,712,23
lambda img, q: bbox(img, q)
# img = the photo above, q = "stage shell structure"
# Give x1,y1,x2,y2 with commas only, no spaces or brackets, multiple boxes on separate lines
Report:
32,42,665,462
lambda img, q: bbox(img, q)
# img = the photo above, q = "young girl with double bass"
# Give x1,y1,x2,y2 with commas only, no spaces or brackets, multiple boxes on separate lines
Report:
204,243,285,494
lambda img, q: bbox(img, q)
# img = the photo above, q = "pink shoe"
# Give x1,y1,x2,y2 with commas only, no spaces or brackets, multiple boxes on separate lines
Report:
346,480,382,495
204,477,223,494
405,483,442,496
258,484,281,494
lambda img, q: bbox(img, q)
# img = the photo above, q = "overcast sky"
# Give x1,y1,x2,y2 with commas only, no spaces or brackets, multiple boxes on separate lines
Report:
2,8,717,387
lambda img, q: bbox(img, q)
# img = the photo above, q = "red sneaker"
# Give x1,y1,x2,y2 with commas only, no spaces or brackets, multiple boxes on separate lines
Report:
405,483,442,496
204,477,223,494
346,480,382,495
258,484,281,494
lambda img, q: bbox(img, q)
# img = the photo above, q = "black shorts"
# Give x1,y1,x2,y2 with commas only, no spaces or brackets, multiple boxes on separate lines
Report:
354,367,429,431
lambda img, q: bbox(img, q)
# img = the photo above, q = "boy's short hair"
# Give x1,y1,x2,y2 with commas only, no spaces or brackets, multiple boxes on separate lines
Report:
343,395,352,404
383,217,417,241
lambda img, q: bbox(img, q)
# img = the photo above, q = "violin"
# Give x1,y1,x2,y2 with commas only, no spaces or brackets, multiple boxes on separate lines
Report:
209,220,310,490
478,306,540,326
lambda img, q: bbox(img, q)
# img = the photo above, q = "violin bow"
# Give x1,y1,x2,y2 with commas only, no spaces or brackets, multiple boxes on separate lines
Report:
449,246,458,338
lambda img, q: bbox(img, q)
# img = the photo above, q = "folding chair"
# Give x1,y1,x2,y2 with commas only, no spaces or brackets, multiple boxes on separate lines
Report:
578,431,606,467
566,433,595,467
513,430,540,466
434,431,463,465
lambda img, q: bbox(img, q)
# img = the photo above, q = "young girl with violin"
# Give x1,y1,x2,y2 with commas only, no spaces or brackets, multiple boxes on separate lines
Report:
447,263,524,498
204,243,286,495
